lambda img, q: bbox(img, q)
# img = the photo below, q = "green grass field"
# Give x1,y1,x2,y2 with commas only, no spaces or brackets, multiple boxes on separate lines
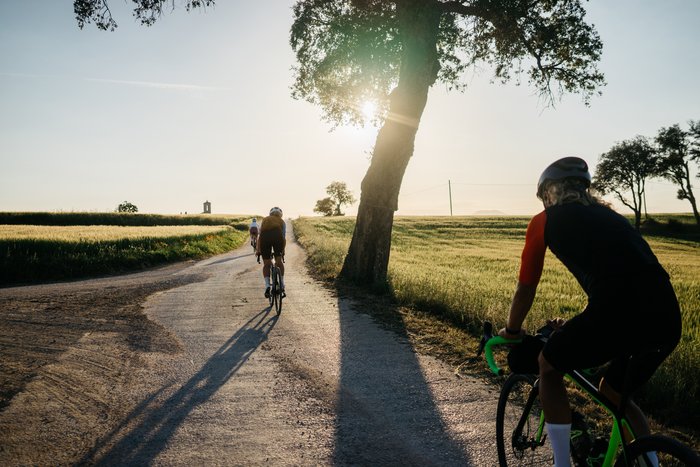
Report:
0,213,251,285
293,215,700,428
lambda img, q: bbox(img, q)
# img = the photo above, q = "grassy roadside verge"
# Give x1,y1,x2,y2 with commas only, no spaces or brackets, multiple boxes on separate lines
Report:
293,216,700,442
1,226,248,285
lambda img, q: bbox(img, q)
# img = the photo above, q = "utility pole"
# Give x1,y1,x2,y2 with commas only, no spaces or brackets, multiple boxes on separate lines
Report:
448,180,453,216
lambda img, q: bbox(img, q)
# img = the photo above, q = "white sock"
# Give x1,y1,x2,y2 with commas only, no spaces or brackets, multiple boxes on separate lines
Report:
264,276,270,288
546,422,572,467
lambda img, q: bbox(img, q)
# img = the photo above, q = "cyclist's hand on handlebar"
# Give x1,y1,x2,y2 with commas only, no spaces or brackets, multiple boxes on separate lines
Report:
498,327,525,340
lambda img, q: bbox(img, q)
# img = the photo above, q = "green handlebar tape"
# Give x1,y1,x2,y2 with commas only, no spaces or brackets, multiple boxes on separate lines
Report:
484,336,522,375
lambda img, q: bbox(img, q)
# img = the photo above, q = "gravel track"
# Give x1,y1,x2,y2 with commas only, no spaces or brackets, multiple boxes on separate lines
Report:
0,225,502,466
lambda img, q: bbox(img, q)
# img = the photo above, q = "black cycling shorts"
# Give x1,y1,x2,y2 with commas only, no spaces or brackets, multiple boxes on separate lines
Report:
259,229,284,260
542,275,681,393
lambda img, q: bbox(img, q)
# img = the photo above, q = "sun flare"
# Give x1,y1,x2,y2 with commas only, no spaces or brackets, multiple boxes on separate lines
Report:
361,100,377,120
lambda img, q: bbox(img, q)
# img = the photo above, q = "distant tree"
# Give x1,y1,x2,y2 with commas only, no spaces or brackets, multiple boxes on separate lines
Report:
655,121,700,225
116,201,138,213
314,197,335,217
325,181,356,216
593,136,657,229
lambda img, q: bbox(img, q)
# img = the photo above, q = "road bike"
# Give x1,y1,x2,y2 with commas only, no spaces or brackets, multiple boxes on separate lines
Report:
257,254,284,315
475,321,700,467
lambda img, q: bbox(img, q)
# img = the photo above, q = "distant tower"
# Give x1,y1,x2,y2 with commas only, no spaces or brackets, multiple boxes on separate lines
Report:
203,200,211,214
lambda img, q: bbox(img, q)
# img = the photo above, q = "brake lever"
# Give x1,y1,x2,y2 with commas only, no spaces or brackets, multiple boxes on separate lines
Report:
475,321,494,357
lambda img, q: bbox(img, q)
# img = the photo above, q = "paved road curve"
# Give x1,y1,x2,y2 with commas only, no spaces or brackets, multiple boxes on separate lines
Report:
2,224,503,466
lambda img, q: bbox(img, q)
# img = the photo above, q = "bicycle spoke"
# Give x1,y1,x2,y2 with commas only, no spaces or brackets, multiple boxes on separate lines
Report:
497,374,556,466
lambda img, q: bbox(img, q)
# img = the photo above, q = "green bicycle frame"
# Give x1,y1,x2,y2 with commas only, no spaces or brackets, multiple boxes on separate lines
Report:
484,335,637,467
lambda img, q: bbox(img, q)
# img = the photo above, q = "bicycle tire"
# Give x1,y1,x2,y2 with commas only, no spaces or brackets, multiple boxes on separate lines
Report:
274,265,282,314
274,287,282,315
497,373,560,466
614,434,700,467
269,267,276,307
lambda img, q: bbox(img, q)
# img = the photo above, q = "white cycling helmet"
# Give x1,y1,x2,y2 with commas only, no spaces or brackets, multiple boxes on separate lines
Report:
269,207,283,217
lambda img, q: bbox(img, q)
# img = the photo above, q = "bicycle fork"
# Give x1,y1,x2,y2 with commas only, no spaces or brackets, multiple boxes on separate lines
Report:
514,381,548,451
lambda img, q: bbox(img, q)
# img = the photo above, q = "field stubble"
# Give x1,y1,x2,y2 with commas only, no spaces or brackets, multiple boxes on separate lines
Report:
293,215,700,432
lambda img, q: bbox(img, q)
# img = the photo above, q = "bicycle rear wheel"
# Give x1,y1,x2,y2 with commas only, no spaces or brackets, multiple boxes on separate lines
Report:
269,267,276,307
273,267,282,315
615,434,700,467
497,373,556,466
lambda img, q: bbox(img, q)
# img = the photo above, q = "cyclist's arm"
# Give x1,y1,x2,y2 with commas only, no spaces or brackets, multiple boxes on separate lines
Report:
500,282,537,338
500,211,547,339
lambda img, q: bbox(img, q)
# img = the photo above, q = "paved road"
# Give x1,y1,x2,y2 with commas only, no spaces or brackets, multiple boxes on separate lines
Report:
2,224,503,466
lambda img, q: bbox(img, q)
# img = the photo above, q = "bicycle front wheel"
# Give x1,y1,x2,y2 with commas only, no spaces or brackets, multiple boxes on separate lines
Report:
615,434,700,467
497,373,555,466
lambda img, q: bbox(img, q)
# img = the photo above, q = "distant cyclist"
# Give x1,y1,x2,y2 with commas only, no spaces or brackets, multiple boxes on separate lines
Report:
499,157,681,467
256,207,286,298
249,217,259,249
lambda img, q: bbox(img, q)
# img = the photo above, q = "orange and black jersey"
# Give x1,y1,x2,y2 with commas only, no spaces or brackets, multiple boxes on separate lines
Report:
519,203,665,296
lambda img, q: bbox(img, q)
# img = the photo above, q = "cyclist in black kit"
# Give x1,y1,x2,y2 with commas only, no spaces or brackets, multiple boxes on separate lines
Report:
499,157,682,467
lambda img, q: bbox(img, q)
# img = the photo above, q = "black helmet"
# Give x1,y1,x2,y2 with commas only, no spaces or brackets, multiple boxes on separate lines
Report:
537,157,591,198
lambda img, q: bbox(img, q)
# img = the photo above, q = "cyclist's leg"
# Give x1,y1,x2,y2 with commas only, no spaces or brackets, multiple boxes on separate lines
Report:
600,277,681,442
599,377,650,441
272,233,285,289
537,353,572,467
539,307,615,467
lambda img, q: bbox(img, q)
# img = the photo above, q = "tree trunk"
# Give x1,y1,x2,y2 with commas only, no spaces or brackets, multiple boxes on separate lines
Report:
339,1,441,287
682,166,700,225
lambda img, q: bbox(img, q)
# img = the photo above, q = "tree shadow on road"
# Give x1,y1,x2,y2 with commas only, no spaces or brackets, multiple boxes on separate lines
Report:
80,308,278,466
333,289,475,466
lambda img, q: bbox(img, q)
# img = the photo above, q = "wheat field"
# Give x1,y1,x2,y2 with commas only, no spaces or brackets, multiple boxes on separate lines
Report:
0,225,231,241
293,215,700,428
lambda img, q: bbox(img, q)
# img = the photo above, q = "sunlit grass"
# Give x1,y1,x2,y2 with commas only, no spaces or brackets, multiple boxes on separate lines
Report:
0,225,230,241
1,222,249,284
294,215,700,428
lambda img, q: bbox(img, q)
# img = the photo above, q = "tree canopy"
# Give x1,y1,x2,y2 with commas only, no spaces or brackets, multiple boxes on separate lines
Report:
313,197,335,216
73,0,214,31
290,0,605,126
654,121,700,224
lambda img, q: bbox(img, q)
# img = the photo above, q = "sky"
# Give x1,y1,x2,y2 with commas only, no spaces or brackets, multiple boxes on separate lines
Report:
1,1,699,218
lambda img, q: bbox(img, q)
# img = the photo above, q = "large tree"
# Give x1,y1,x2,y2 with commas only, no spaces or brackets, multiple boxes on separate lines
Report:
75,0,605,287
592,136,657,230
291,0,605,286
655,122,700,225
